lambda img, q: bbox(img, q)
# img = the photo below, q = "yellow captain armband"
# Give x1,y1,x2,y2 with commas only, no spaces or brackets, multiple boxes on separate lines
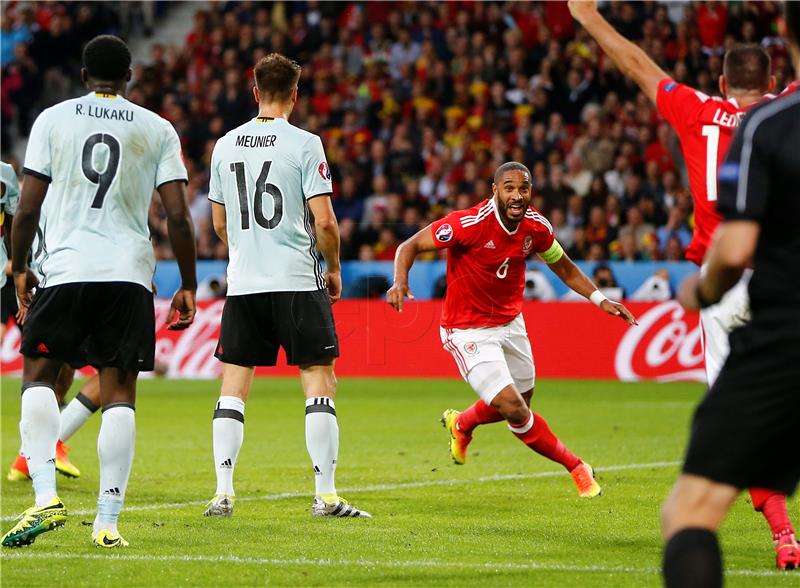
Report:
536,240,564,264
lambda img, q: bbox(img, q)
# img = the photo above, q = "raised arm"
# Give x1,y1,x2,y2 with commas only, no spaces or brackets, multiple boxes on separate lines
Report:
547,252,637,324
158,180,198,330
10,175,46,323
569,0,668,104
387,225,439,312
307,194,341,304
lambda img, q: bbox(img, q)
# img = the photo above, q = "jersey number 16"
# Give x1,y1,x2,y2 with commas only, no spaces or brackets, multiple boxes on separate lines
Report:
229,161,284,230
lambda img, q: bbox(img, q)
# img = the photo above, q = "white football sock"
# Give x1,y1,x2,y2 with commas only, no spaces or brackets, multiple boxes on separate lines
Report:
20,383,60,507
213,396,245,496
305,397,339,499
60,391,99,442
94,405,135,535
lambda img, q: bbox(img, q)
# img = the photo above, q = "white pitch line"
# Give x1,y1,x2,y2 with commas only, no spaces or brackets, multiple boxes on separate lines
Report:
0,552,790,579
0,460,680,522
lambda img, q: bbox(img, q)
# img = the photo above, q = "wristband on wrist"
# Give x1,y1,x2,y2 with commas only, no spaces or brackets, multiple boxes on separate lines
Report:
589,289,608,307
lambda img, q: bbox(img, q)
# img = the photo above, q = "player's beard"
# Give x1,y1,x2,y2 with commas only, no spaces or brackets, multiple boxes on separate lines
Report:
497,197,527,226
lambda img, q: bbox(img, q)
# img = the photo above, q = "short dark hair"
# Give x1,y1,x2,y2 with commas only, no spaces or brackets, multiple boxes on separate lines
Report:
494,161,531,184
254,53,301,102
787,1,800,50
722,44,771,91
82,35,131,81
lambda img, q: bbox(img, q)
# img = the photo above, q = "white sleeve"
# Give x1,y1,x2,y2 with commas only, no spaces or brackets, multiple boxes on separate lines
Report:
23,111,53,182
0,164,19,215
155,123,188,188
301,135,333,200
207,141,224,204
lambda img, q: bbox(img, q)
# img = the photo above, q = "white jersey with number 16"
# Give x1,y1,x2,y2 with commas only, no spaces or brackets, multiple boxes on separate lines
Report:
208,117,333,295
23,92,188,291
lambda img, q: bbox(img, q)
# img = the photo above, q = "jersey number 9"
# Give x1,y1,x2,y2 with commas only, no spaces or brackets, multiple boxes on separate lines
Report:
229,161,284,231
82,133,121,209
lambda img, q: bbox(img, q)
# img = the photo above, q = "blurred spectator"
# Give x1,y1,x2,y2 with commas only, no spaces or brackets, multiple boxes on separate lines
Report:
197,274,228,300
631,269,673,302
2,1,793,264
523,268,557,301
618,206,656,250
656,207,693,251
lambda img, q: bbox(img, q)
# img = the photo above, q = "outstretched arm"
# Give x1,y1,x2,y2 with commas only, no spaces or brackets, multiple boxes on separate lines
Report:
387,226,439,312
547,252,637,324
569,0,668,104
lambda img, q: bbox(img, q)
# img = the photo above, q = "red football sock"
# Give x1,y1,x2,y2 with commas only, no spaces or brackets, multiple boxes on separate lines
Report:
508,411,582,472
457,400,503,436
750,488,795,540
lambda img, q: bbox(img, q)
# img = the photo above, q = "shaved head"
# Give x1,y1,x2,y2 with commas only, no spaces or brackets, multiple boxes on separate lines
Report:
494,161,531,184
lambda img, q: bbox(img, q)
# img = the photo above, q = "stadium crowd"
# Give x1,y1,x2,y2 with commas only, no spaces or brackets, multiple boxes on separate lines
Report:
1,1,796,263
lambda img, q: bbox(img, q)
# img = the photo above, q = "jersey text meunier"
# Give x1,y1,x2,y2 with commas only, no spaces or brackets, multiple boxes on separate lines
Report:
235,134,277,148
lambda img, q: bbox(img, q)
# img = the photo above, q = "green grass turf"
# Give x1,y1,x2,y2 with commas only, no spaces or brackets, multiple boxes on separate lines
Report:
1,377,798,587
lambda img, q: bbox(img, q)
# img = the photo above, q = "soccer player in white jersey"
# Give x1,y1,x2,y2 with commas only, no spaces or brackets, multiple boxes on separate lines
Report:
0,161,20,311
2,161,93,483
2,35,198,549
204,53,370,519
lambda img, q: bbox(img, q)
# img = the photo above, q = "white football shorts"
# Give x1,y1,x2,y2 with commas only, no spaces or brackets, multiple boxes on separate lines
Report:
440,313,535,404
700,267,752,386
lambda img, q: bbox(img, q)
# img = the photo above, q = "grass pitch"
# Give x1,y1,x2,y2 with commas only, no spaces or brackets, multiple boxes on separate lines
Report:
1,377,798,587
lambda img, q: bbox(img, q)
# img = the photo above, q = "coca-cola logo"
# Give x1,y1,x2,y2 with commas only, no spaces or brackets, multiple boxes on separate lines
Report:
153,299,225,378
615,301,705,382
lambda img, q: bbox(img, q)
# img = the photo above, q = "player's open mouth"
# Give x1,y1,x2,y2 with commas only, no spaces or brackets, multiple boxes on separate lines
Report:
508,202,524,215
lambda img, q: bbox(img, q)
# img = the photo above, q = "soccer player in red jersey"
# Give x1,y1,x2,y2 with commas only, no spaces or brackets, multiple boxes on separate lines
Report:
388,162,636,498
569,0,799,568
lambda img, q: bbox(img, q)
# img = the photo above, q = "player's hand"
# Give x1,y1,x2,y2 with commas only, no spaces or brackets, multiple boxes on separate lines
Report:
166,288,196,331
568,0,598,23
600,299,638,325
677,273,702,312
386,282,415,312
13,268,39,325
325,270,342,304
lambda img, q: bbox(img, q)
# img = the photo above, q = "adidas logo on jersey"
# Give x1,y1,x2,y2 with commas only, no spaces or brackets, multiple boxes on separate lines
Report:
484,240,496,249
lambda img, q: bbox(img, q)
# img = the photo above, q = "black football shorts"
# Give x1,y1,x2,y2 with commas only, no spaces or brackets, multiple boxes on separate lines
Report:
20,282,155,371
683,310,800,495
215,289,339,367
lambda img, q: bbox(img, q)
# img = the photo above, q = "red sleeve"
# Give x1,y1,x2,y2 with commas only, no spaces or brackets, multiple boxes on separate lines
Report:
526,209,556,253
656,79,706,134
430,212,467,250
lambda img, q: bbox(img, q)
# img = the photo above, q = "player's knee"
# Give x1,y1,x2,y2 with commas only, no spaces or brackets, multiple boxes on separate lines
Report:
661,492,679,538
493,392,529,424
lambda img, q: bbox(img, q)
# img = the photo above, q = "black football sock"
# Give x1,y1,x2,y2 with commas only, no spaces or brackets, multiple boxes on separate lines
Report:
663,528,722,588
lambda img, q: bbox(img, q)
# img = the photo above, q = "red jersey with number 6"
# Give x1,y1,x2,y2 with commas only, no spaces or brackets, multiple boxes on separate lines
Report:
656,79,773,265
430,198,555,329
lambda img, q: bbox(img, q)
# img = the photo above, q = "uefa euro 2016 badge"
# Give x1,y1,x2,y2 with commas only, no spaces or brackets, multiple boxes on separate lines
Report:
435,223,453,243
523,235,533,253
318,161,331,180
463,342,478,355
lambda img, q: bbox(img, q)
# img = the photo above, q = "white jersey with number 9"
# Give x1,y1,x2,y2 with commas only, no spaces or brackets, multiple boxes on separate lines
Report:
23,92,187,290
